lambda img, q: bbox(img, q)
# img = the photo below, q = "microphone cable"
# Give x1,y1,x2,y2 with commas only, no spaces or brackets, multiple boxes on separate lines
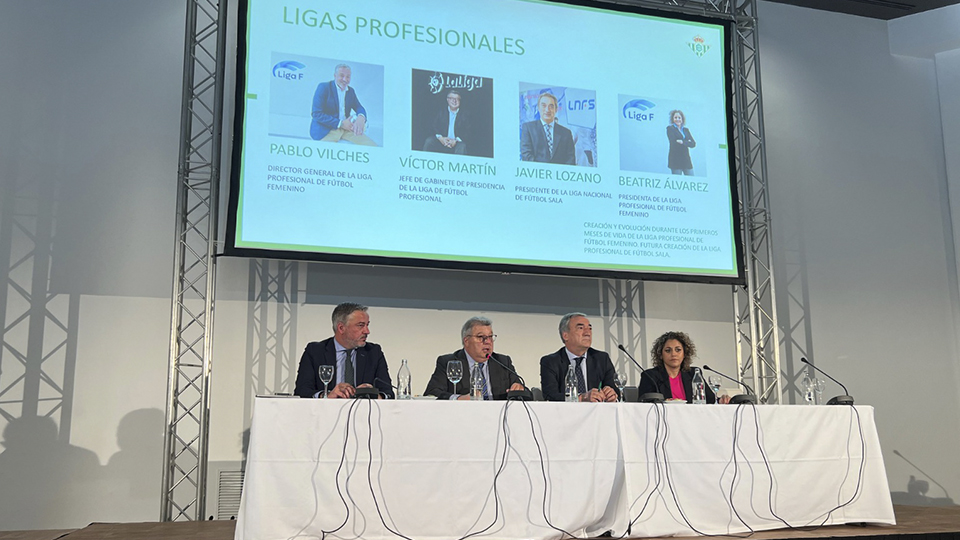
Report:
518,399,581,540
457,399,514,540
285,397,362,540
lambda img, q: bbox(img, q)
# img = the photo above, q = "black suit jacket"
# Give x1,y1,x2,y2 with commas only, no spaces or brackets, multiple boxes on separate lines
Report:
294,337,394,399
520,120,575,164
666,124,696,170
424,349,522,400
539,347,619,402
636,365,715,404
432,108,472,142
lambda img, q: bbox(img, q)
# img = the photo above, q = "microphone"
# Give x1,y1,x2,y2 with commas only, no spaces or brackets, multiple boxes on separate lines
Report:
486,353,533,401
701,365,757,404
616,343,664,403
800,357,854,405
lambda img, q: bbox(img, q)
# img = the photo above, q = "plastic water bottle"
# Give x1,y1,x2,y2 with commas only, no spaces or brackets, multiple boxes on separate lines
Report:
565,368,579,402
396,359,412,400
691,368,706,404
471,363,484,400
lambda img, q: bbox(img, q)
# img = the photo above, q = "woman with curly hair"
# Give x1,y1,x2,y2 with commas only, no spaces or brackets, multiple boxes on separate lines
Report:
637,331,728,403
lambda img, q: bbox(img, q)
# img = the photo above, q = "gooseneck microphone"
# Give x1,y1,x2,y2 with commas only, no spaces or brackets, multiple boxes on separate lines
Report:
701,365,757,404
800,357,854,405
486,353,533,401
616,343,664,403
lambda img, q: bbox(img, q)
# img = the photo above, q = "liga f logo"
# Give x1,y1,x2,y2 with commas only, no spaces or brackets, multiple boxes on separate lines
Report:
688,35,710,57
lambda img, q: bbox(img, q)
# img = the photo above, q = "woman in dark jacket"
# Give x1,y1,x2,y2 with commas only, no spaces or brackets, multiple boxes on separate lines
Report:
666,110,696,175
638,331,729,403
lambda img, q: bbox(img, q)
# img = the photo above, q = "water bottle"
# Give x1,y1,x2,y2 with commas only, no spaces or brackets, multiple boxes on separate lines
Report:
565,367,579,402
397,359,412,400
471,363,484,400
691,368,706,404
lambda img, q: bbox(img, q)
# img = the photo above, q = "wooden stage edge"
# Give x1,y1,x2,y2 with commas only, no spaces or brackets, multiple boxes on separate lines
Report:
1,506,958,540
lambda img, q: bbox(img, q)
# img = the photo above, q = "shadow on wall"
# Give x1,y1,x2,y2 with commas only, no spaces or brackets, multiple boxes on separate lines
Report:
890,448,957,507
0,415,99,530
0,409,165,531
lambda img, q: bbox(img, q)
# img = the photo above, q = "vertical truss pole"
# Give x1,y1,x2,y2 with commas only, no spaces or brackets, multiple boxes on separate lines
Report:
162,0,227,521
243,260,299,424
730,0,782,403
599,280,646,384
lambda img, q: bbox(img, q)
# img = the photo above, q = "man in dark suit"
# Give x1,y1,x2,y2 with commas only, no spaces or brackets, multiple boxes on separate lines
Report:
424,316,526,400
309,63,377,145
422,90,471,155
520,92,575,165
294,302,394,399
539,313,619,402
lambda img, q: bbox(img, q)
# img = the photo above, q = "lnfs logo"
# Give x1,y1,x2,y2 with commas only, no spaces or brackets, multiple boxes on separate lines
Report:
273,60,306,81
622,99,656,122
688,35,710,57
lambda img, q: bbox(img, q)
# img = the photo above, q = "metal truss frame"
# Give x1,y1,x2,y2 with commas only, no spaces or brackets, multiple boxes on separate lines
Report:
600,279,646,384
161,0,228,522
595,0,782,403
161,0,782,520
243,259,300,423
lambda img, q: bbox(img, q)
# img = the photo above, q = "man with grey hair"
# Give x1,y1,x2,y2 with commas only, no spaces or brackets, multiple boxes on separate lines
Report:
424,316,525,400
294,302,394,399
539,313,618,402
309,63,377,145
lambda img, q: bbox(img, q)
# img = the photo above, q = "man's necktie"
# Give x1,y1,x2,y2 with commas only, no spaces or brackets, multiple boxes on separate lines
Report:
544,123,554,157
343,349,355,386
574,356,587,395
480,366,490,400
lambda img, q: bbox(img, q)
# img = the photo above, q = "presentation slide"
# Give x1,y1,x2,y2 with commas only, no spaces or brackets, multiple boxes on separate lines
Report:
227,0,743,282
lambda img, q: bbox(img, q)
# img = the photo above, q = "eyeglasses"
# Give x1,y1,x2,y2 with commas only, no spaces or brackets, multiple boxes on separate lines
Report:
473,334,497,343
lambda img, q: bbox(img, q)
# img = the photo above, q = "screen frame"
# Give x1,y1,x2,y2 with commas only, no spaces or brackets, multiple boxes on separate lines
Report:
223,0,746,286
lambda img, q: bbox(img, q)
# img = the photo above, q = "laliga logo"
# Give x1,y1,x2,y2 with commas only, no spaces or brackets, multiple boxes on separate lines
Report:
623,99,656,121
688,35,710,57
428,72,444,94
272,60,306,81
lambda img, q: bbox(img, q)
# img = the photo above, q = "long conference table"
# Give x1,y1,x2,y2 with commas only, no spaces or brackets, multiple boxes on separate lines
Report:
236,398,895,540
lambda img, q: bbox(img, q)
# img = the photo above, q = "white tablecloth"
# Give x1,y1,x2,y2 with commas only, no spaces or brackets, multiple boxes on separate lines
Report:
236,399,894,540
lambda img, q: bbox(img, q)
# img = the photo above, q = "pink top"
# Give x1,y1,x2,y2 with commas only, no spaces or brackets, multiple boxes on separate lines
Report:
669,374,686,401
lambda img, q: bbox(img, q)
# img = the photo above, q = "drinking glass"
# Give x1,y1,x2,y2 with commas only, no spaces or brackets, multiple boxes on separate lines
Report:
708,375,722,403
447,360,463,396
801,375,815,404
318,365,334,398
814,378,825,405
614,371,627,402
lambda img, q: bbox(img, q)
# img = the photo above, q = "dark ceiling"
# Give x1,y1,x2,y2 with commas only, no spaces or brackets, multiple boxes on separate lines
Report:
765,0,959,20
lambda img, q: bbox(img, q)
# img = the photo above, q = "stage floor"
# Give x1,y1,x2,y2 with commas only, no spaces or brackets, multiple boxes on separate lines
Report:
1,506,957,540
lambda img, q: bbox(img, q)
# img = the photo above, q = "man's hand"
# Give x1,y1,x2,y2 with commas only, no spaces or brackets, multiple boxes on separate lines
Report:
353,115,366,136
508,382,525,392
340,118,354,132
718,394,732,404
457,394,472,401
581,388,604,402
600,386,618,402
328,382,355,399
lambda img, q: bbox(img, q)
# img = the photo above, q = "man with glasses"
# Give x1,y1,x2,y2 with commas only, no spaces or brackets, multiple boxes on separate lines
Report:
422,90,471,155
424,316,526,400
539,313,619,402
294,302,394,399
